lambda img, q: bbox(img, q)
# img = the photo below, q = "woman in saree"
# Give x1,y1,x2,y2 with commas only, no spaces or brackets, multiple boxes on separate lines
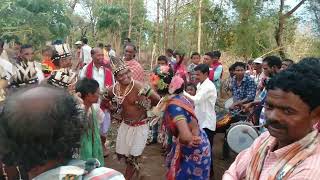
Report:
164,75,211,179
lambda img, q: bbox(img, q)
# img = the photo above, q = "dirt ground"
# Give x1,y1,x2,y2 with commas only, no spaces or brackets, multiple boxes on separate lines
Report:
104,125,236,180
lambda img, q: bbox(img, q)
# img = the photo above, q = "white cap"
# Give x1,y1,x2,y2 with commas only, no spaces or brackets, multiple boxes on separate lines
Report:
253,57,263,64
75,41,82,45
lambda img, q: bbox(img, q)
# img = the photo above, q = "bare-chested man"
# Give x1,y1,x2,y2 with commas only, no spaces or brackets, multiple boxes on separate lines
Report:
102,58,160,179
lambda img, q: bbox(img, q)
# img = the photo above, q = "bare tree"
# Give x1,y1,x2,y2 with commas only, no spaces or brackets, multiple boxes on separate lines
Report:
197,0,202,53
163,0,168,50
128,0,133,38
172,0,179,48
156,0,160,53
275,0,307,58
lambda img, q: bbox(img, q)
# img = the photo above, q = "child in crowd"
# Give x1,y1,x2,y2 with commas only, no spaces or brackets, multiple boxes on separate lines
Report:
185,83,197,96
187,52,201,84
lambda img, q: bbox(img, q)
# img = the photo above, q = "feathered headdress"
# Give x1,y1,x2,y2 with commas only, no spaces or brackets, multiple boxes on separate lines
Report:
109,56,127,75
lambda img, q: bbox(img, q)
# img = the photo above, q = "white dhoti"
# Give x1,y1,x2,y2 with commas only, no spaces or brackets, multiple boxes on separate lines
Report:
116,121,149,157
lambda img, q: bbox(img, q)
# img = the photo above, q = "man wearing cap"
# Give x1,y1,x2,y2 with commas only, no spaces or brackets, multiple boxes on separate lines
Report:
251,57,264,86
102,57,160,180
80,38,92,66
74,40,82,68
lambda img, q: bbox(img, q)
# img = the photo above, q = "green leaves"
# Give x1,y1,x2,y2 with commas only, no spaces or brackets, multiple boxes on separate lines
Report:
0,0,71,45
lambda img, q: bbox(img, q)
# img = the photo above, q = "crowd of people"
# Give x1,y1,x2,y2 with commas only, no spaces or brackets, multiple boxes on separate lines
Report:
0,37,320,180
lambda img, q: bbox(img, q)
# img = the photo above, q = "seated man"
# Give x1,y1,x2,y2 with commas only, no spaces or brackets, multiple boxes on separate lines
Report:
223,58,320,179
0,86,124,179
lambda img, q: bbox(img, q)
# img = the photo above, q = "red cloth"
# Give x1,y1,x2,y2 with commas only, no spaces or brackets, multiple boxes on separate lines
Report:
85,62,113,111
125,60,145,82
209,61,223,81
85,62,113,87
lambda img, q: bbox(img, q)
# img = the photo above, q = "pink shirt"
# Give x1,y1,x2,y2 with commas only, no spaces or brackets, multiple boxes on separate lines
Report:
125,59,145,82
223,131,320,180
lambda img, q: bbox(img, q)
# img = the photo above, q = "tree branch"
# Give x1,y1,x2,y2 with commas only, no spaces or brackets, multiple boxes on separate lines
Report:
284,0,307,17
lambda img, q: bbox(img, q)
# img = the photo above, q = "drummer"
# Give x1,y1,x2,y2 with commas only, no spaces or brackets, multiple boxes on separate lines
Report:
223,58,320,179
229,62,256,110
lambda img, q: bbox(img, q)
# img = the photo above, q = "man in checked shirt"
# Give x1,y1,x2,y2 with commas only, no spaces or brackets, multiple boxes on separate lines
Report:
229,61,257,110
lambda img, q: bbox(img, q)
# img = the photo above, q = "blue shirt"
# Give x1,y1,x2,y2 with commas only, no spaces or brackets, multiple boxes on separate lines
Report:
231,75,257,102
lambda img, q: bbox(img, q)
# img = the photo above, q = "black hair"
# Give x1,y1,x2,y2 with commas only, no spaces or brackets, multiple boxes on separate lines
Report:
191,52,200,59
263,56,282,69
125,43,137,52
0,39,4,48
166,49,174,54
82,37,88,44
247,59,254,64
194,64,210,75
98,43,104,48
173,50,185,66
124,38,131,42
20,44,32,52
157,55,168,63
283,58,294,65
76,78,99,99
229,63,236,72
174,82,185,95
185,83,197,91
204,52,215,59
0,88,83,178
267,57,320,110
233,61,246,69
212,50,221,59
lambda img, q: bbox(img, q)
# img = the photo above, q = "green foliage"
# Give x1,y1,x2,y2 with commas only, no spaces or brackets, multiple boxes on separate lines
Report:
0,0,71,47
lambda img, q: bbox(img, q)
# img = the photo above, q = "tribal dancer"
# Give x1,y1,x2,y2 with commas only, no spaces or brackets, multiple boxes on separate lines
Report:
10,44,44,88
102,57,160,179
47,42,77,90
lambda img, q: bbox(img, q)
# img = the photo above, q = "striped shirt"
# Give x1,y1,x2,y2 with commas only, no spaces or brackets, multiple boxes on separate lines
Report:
223,132,320,180
125,59,145,82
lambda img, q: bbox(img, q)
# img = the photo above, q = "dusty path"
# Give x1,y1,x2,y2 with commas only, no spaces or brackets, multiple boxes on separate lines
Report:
104,126,236,180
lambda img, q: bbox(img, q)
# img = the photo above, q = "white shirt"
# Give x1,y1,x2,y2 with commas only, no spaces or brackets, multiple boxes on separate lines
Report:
80,63,114,91
108,49,116,57
80,44,92,64
184,78,217,131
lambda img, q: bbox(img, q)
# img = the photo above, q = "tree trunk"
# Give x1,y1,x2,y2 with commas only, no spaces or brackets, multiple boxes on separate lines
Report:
275,0,307,58
138,0,147,60
156,0,160,53
197,0,202,53
172,0,179,49
128,0,133,38
163,0,167,51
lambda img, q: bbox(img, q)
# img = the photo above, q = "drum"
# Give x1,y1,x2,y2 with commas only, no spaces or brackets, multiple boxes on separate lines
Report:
224,98,233,110
226,122,259,153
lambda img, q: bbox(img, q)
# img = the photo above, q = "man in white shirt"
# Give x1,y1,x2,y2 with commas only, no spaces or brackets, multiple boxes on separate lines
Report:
80,38,92,65
184,63,217,175
106,44,116,57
